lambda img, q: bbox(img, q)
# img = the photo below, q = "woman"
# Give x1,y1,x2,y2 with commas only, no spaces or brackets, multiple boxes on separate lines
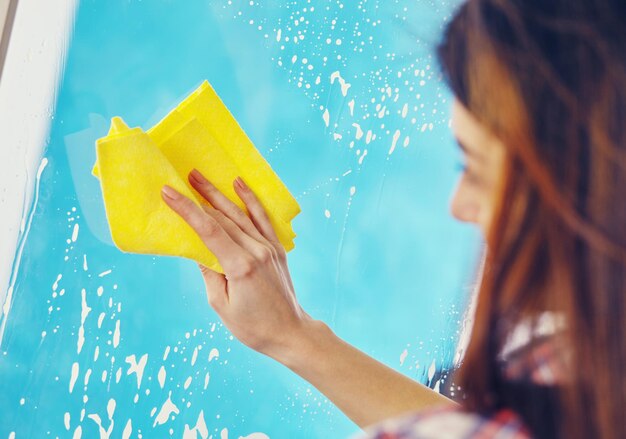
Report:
159,0,626,437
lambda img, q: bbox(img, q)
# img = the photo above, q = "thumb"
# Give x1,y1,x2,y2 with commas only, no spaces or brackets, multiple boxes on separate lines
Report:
197,263,228,309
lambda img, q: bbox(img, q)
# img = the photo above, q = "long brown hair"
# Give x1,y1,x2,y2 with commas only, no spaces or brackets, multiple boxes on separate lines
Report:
437,1,626,438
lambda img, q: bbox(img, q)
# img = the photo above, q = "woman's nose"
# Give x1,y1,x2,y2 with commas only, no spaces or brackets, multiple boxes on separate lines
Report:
450,184,479,224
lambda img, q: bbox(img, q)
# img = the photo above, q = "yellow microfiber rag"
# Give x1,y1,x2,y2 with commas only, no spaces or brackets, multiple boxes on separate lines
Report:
93,80,301,273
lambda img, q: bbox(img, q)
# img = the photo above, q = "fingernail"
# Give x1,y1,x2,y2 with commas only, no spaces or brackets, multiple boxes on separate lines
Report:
190,168,207,184
235,177,246,190
162,185,180,200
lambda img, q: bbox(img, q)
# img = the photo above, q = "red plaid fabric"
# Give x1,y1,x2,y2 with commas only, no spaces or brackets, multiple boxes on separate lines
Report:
351,331,566,439
352,406,532,439
499,334,569,386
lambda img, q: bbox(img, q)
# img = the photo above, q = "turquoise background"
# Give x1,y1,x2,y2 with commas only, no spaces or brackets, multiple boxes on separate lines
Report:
0,0,479,437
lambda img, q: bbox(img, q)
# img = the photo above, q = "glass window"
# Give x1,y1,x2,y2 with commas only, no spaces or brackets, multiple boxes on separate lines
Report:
0,1,478,437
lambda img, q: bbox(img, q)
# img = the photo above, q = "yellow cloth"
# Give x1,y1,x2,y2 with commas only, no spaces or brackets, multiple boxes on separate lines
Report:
93,80,300,273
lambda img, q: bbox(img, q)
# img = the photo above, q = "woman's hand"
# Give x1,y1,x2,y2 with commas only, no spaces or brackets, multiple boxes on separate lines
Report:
162,169,453,428
161,169,311,359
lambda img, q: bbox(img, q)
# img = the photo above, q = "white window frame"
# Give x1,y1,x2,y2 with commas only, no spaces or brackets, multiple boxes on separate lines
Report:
0,0,78,329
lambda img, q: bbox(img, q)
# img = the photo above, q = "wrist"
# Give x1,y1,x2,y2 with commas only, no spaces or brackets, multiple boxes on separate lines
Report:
266,317,334,371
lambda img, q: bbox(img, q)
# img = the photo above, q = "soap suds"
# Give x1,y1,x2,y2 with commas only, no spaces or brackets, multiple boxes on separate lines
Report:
208,348,219,362
69,362,79,393
153,392,179,427
428,359,436,383
388,129,401,155
112,320,121,348
53,274,62,291
126,354,148,388
87,398,116,439
77,288,91,354
183,411,208,439
158,365,167,389
330,71,351,96
122,419,132,439
400,349,408,366
358,149,368,165
322,108,330,127
87,415,111,439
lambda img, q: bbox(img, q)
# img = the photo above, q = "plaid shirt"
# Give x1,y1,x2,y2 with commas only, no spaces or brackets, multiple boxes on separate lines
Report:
352,406,532,439
352,328,566,439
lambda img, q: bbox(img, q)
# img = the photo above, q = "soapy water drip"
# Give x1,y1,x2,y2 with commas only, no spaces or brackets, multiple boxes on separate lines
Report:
0,157,49,343
226,2,451,281
45,224,234,436
60,304,247,437
227,0,449,154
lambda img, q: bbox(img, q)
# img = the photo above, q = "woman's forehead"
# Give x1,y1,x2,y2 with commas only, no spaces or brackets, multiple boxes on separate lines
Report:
451,100,482,140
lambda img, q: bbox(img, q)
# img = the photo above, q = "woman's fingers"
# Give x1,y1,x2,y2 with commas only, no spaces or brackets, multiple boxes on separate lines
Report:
199,202,275,263
232,176,282,248
161,185,253,278
189,169,286,261
188,169,266,244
